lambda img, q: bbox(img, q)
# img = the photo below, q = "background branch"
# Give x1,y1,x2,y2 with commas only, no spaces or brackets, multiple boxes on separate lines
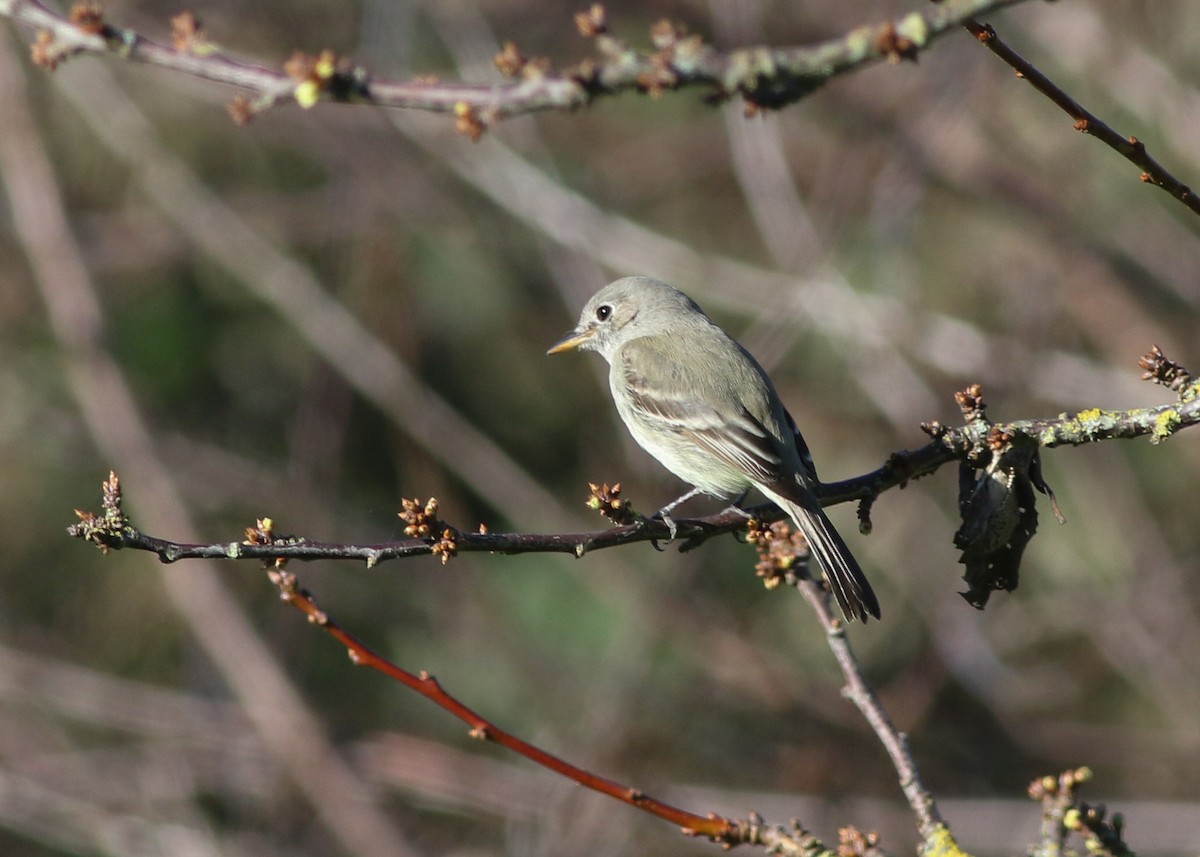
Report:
6,0,1200,853
3,0,1029,120
264,565,748,845
963,16,1200,216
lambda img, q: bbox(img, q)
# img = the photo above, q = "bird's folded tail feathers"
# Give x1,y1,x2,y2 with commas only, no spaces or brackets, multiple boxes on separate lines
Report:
759,482,881,622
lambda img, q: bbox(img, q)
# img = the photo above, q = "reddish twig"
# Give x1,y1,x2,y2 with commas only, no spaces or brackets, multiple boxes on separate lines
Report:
265,562,846,848
963,18,1200,217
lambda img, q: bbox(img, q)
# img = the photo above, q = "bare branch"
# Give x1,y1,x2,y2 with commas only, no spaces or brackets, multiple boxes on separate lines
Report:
263,562,851,852
1028,768,1135,857
963,17,1200,216
3,0,1029,123
67,368,1200,568
764,533,946,841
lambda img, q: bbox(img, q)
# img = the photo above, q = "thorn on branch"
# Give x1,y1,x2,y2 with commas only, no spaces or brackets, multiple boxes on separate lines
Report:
972,22,996,45
919,420,947,439
857,495,875,535
883,447,921,487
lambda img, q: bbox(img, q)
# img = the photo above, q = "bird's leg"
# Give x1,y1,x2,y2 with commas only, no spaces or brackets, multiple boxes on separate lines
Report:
654,486,705,541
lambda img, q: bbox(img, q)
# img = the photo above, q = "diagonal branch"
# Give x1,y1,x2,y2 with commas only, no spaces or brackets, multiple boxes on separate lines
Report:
264,563,848,853
963,17,1200,216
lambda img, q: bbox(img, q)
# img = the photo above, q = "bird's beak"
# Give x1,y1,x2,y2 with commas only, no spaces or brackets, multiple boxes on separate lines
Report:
546,326,595,355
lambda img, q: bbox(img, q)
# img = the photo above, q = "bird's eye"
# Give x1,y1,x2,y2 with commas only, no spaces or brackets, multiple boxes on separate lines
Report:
595,304,612,322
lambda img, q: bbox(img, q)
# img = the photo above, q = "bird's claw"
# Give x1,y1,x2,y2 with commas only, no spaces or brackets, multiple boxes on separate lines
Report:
658,511,680,541
634,509,679,551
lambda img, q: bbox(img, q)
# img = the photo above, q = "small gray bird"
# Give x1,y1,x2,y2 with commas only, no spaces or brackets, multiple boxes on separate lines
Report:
548,276,880,622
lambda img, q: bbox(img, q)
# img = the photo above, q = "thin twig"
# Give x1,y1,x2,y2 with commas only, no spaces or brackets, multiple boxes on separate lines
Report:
68,382,1200,564
265,563,840,851
790,571,945,838
963,17,1200,216
742,521,956,848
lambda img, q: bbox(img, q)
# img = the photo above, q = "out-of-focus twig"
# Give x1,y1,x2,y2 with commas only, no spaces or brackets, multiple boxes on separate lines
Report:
44,35,569,530
964,18,1200,217
0,33,420,857
1028,768,1135,857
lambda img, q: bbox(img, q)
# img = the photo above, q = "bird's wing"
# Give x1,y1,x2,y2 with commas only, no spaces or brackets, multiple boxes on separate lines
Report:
782,406,819,485
618,337,787,484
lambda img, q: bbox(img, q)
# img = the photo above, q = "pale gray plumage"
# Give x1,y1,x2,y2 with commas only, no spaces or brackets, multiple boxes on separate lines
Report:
548,276,880,622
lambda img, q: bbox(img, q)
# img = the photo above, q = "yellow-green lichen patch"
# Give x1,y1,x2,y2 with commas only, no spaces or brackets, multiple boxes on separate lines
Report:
1152,408,1181,443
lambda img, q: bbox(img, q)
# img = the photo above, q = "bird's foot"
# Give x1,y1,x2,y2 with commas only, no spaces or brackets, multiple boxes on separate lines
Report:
655,509,680,542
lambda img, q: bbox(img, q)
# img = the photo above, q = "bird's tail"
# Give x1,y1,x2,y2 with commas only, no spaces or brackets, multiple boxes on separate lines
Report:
759,482,881,622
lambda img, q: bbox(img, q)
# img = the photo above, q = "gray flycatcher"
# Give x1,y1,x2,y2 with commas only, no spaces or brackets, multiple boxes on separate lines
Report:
548,276,880,622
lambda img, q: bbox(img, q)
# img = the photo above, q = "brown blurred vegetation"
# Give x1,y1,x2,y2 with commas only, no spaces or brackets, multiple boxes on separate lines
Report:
1,0,1199,855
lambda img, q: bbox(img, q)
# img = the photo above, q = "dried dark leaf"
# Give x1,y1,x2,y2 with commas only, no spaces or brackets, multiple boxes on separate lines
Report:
954,444,1057,608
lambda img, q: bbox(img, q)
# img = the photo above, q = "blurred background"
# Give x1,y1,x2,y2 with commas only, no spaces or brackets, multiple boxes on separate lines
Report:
1,0,1199,855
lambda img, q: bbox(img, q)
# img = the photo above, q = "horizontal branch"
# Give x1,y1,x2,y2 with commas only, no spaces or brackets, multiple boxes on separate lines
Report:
67,366,1200,569
2,0,1029,123
10,1,1195,216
